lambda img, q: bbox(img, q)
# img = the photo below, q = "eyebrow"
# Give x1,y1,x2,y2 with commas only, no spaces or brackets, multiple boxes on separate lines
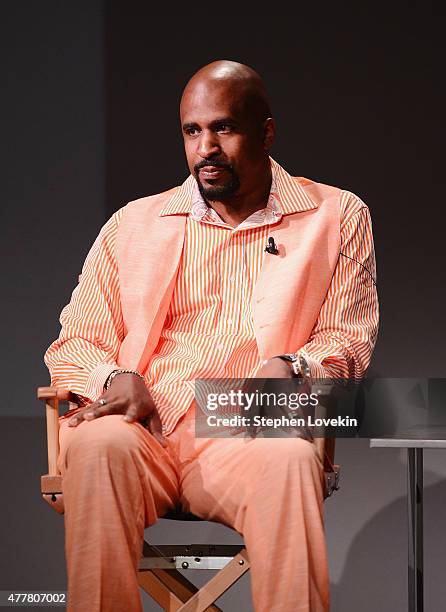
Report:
182,117,238,131
182,122,198,132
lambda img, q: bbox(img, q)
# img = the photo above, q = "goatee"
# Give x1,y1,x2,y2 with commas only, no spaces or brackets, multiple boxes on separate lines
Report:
197,173,241,201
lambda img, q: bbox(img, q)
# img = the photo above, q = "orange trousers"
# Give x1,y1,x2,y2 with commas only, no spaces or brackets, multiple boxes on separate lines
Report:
58,405,329,611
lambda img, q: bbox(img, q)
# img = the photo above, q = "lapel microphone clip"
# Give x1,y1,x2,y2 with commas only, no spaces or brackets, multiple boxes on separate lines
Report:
264,236,279,255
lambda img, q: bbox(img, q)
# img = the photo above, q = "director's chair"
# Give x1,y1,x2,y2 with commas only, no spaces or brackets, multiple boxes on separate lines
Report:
38,386,340,611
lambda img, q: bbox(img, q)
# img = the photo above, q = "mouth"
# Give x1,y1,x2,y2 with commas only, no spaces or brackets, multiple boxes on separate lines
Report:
199,166,229,180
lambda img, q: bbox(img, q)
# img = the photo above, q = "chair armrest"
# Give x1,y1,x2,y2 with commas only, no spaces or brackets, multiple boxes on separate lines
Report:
313,387,336,469
37,387,78,402
314,437,336,471
312,386,340,498
37,386,82,476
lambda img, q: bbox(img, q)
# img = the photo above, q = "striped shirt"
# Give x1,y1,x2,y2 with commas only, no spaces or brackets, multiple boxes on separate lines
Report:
147,168,283,433
45,158,378,434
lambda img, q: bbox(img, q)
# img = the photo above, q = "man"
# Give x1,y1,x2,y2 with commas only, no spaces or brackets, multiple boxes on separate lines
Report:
45,60,379,611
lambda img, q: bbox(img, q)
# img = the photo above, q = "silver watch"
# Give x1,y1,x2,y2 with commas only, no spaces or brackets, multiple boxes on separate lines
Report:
277,354,311,381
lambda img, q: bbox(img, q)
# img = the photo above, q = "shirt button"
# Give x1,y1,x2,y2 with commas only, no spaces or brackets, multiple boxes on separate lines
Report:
229,276,236,283
217,344,224,350
227,319,232,325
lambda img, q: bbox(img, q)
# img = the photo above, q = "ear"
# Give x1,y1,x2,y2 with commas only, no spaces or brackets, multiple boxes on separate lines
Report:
263,117,276,150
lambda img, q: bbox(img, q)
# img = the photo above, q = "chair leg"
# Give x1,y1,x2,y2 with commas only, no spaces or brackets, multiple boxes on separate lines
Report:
138,557,222,611
138,569,185,610
176,549,250,612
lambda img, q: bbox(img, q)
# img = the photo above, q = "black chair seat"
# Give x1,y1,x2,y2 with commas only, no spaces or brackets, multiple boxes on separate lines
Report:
163,508,202,521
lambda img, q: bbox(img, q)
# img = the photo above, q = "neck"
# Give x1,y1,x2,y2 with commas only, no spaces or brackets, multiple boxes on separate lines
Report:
206,166,272,228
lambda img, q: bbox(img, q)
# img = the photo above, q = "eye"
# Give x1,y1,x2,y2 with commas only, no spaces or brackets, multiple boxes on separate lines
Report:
184,126,200,137
215,123,232,133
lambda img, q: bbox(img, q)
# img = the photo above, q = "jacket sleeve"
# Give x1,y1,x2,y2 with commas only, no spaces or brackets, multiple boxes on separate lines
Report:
44,209,125,404
297,191,379,379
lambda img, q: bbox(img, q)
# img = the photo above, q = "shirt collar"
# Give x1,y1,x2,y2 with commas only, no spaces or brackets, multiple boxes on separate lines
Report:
189,166,281,226
159,157,317,217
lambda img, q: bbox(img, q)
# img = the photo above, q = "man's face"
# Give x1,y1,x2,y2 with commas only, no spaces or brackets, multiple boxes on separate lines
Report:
180,80,270,201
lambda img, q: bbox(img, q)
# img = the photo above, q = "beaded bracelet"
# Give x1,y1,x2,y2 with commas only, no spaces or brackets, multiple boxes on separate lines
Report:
104,368,145,390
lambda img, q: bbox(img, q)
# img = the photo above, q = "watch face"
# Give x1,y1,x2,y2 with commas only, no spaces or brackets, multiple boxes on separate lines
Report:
286,353,298,362
291,361,301,376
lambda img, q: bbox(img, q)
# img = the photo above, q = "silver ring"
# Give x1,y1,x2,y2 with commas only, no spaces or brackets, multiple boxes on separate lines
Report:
99,398,107,406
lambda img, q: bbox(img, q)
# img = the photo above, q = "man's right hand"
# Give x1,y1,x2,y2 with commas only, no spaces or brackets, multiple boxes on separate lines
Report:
68,373,167,447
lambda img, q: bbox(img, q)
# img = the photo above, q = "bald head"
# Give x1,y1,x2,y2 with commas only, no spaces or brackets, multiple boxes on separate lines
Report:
181,60,272,125
180,60,275,205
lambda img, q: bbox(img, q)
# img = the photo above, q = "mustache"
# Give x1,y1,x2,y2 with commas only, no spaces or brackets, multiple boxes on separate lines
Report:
194,159,233,173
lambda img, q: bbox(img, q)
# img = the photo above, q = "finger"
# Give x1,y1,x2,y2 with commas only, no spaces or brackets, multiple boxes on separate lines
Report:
83,400,123,420
68,410,88,427
68,406,99,427
148,413,168,447
122,404,138,422
68,399,121,426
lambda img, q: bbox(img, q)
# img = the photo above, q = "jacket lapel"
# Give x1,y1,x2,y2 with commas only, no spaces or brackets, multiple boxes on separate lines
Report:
252,163,339,359
116,197,187,372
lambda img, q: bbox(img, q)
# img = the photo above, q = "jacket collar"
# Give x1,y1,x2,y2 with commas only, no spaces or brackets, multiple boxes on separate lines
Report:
159,157,317,217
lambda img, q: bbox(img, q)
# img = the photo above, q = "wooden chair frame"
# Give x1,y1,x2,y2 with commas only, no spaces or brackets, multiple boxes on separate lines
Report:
38,386,339,611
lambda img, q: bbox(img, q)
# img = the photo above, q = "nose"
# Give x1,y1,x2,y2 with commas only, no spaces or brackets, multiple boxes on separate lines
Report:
197,129,221,159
